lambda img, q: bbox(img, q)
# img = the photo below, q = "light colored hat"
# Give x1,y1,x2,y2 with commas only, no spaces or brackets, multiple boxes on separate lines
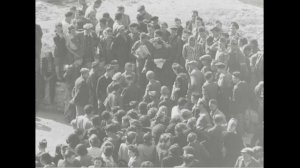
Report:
83,23,93,30
112,72,122,81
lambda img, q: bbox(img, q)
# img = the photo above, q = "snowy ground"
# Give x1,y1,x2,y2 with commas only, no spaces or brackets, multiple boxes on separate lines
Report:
36,0,263,155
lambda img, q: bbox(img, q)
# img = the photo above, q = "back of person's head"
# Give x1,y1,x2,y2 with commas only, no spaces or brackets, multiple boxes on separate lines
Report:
127,144,139,157
75,144,88,156
103,12,110,18
103,145,114,157
74,128,85,138
182,154,195,164
115,12,123,21
129,23,139,28
66,133,80,149
64,149,75,159
209,99,218,106
232,71,242,80
175,123,187,135
136,14,144,21
154,29,163,37
239,37,248,47
143,132,153,145
204,71,213,80
146,70,155,80
231,22,239,30
40,152,53,165
140,115,151,127
102,111,112,121
141,161,154,167
187,132,197,143
214,114,224,125
84,104,94,115
168,143,182,156
250,39,259,48
39,139,47,149
65,11,73,18
206,36,214,46
148,107,158,119
138,102,148,115
89,134,100,147
178,97,188,106
243,44,252,54
126,131,137,144
114,110,126,123
127,109,139,120
105,123,119,134
187,117,196,129
99,17,107,24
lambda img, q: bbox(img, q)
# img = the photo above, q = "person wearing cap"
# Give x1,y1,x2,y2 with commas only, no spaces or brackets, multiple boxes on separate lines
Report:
136,14,148,33
186,60,205,102
215,37,229,67
205,26,221,59
227,38,247,75
215,20,223,33
174,18,184,38
146,23,155,39
150,16,160,30
36,139,48,167
104,82,123,111
96,65,114,106
229,21,241,41
117,6,131,29
216,62,233,118
168,25,182,65
186,10,199,32
107,72,126,94
208,99,227,126
54,22,68,81
199,54,212,74
84,0,102,19
143,71,161,103
62,11,75,36
41,52,57,105
128,23,141,46
69,68,89,117
131,33,155,87
182,36,202,63
202,71,219,104
80,23,99,68
99,27,114,63
159,22,170,42
196,27,207,48
232,71,252,135
66,25,83,63
113,13,124,35
111,24,131,71
74,10,91,31
121,74,141,111
86,61,101,112
137,5,152,22
223,118,244,167
206,114,226,167
102,13,114,29
95,17,108,37
234,147,261,168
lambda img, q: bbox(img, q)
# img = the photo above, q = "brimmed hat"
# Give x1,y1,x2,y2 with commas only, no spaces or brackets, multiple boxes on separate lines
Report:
112,72,122,81
210,26,221,32
170,25,178,30
150,16,159,21
241,147,254,154
137,5,145,12
215,62,226,69
199,54,212,62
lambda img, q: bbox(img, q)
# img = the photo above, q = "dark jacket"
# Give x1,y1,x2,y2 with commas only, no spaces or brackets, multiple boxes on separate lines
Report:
41,55,55,78
234,156,262,168
162,155,183,167
232,81,251,115
78,31,99,64
73,76,90,106
112,33,131,69
53,34,67,58
96,74,112,103
205,125,225,166
223,131,244,167
202,81,220,103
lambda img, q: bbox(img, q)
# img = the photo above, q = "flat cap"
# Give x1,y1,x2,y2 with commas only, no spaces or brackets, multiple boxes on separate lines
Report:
199,54,212,62
170,25,178,30
232,71,242,79
150,16,159,21
210,26,221,32
112,72,122,81
137,5,145,11
241,147,254,154
186,60,198,67
215,62,226,69
80,68,89,73
83,23,93,30
105,64,114,71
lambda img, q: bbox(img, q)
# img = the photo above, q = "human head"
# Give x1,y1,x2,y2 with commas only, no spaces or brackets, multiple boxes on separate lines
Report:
175,122,187,135
230,21,239,34
215,20,222,29
115,12,123,21
75,144,88,156
38,139,47,151
141,161,154,167
129,23,139,33
137,5,146,14
239,37,248,48
143,132,153,145
64,149,76,163
89,134,100,147
196,17,204,27
187,117,197,130
250,39,259,50
158,133,172,148
140,32,149,43
182,154,195,164
66,133,80,149
161,22,168,31
146,71,155,81
93,0,102,9
175,18,181,26
210,26,221,38
227,118,238,132
168,143,182,157
182,29,192,42
40,152,52,166
92,157,104,168
140,115,151,127
99,18,107,28
105,64,115,77
84,104,94,116
232,71,242,84
209,99,218,111
187,132,197,144
103,145,114,157
192,10,198,20
117,25,126,35
241,147,254,162
183,145,195,156
138,102,148,115
105,123,119,137
252,146,263,160
188,36,196,46
111,60,119,71
177,97,188,108
150,16,159,25
148,107,158,119
204,71,213,82
147,23,155,33
65,11,74,22
80,68,89,80
117,6,125,14
126,131,137,144
114,110,126,124
55,22,63,34
243,44,253,57
122,115,131,128
128,144,139,157
170,25,178,36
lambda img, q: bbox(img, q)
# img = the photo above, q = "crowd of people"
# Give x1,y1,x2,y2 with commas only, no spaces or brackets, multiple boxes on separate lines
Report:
36,0,264,167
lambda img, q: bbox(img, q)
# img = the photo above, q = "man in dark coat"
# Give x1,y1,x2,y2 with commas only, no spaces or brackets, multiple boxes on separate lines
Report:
71,68,90,116
96,65,115,110
162,144,183,167
111,25,131,71
41,52,56,105
202,71,219,104
232,71,252,135
121,74,141,111
87,61,101,113
36,24,43,73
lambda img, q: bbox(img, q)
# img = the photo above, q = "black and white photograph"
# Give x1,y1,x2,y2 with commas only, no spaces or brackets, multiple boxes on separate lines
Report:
36,0,263,167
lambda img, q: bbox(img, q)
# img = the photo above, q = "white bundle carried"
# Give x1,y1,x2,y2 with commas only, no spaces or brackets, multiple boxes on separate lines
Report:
135,44,150,59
